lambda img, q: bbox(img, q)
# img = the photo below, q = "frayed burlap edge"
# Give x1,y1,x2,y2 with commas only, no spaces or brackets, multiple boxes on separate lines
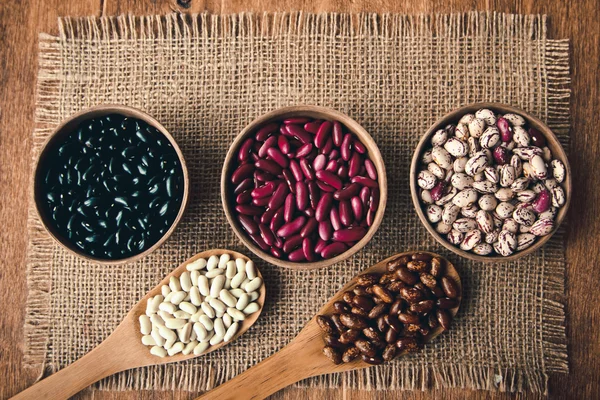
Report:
24,11,570,393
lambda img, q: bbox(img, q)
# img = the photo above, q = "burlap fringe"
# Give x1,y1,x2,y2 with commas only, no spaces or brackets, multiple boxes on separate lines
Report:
25,11,569,393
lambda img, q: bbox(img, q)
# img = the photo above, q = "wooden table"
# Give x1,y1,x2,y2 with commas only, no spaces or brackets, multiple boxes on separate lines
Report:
0,1,598,399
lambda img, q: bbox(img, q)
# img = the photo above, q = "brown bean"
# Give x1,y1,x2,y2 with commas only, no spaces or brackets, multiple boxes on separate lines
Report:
385,328,398,343
316,315,337,335
382,344,397,361
387,281,407,293
419,273,438,289
351,306,369,317
389,299,404,315
409,300,435,314
323,346,342,364
395,266,419,285
436,297,459,309
429,285,446,298
384,314,403,332
361,354,384,365
379,273,396,285
371,338,387,349
377,315,387,332
355,339,377,357
412,253,433,262
340,313,368,329
441,276,460,299
331,314,345,332
386,255,410,272
323,334,345,348
430,257,445,277
372,285,394,303
352,295,375,311
342,291,354,304
333,301,351,314
436,309,452,330
353,286,369,297
398,313,421,325
362,327,383,341
427,313,439,329
356,273,379,286
400,287,424,303
372,296,384,304
407,260,430,273
396,337,420,353
339,329,361,344
368,303,387,319
342,346,361,363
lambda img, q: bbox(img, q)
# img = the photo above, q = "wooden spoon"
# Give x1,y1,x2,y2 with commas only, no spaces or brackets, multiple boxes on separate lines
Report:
196,251,461,400
12,249,266,400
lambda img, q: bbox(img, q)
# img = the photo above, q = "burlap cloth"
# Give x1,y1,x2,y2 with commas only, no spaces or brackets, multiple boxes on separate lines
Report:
24,12,569,394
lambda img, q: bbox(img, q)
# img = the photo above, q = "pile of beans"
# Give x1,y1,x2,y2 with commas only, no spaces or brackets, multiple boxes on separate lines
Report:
230,117,381,262
416,109,567,256
38,114,185,260
140,253,263,358
317,253,459,365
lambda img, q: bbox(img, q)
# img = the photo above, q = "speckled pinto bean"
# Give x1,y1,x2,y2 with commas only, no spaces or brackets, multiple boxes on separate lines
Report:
230,117,381,262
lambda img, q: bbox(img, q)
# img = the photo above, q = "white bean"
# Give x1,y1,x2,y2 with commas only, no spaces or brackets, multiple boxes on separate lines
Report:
209,333,224,345
178,301,197,315
167,342,184,356
169,276,181,292
235,257,246,273
224,278,232,290
190,270,200,286
198,275,210,296
199,315,214,331
209,298,227,314
219,289,237,308
243,302,260,315
141,335,156,346
159,302,177,314
244,277,263,293
170,291,186,305
210,275,226,298
190,309,205,323
235,293,250,311
193,322,208,340
227,307,246,321
150,314,165,327
182,340,198,355
150,346,167,358
186,258,207,271
139,315,152,335
193,341,210,355
161,285,171,297
158,326,177,341
206,255,219,271
158,310,173,321
223,322,239,343
214,318,226,337
173,310,191,320
190,287,202,306
180,272,192,292
151,329,166,346
205,269,224,279
165,318,186,329
200,302,215,318
226,260,237,279
146,295,163,315
202,331,214,343
245,260,257,280
249,291,260,302
229,288,245,298
218,253,231,269
222,313,233,328
179,322,193,343
230,271,246,289
164,292,174,303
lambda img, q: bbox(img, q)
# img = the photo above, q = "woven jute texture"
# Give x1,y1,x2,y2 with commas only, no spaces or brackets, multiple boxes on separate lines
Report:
25,12,570,393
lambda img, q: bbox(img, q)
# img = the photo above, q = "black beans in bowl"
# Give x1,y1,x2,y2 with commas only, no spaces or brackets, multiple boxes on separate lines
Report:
34,106,188,263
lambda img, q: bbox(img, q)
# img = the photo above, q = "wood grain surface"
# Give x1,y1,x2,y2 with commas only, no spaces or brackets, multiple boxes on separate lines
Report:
0,0,597,399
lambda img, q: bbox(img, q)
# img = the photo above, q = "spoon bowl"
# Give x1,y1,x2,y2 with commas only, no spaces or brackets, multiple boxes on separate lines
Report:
12,249,266,399
196,250,461,399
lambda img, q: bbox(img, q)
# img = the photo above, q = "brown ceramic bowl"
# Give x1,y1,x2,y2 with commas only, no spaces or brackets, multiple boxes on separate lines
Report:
410,102,571,262
221,105,388,270
33,105,189,265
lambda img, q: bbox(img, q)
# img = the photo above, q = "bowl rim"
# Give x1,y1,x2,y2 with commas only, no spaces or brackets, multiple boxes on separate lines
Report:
32,104,190,265
221,105,388,270
410,102,571,263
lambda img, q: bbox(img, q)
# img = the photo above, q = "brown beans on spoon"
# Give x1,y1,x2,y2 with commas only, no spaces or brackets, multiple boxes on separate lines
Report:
229,117,381,262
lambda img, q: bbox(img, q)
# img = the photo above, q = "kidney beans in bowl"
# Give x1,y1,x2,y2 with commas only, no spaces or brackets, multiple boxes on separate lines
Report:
222,106,387,270
33,105,189,264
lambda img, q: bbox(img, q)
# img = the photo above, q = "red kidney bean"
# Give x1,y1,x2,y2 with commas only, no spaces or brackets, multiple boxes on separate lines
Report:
359,186,370,206
270,246,283,258
288,247,306,262
282,169,296,193
313,154,327,171
321,137,334,155
295,181,309,210
369,187,380,211
273,235,283,248
320,242,348,258
349,152,362,177
282,234,303,253
238,138,254,162
330,207,342,231
231,163,255,184
251,181,277,198
254,170,275,183
332,121,343,147
351,176,378,188
255,159,282,175
255,122,279,141
315,193,334,222
308,181,320,209
318,220,333,241
303,208,315,217
334,183,361,201
299,158,315,180
339,200,353,226
284,117,311,125
324,159,337,172
289,159,304,182
258,223,275,246
236,190,252,204
351,196,364,221
277,134,290,154
286,124,313,144
238,214,259,234
284,193,296,222
315,238,328,253
304,120,323,134
260,206,278,225
353,139,366,154
235,204,263,216
316,180,336,193
316,170,342,190
258,135,277,158
249,233,270,251
329,149,340,160
234,178,253,195
366,208,375,227
333,226,367,242
300,217,318,237
295,143,313,158
341,133,353,161
267,147,289,168
270,207,285,231
277,215,306,238
268,183,289,210
337,165,348,179
364,159,378,180
252,196,270,207
303,238,316,261
315,121,333,148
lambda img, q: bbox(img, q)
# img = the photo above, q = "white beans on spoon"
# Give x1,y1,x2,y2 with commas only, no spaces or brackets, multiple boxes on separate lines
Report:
140,253,263,357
